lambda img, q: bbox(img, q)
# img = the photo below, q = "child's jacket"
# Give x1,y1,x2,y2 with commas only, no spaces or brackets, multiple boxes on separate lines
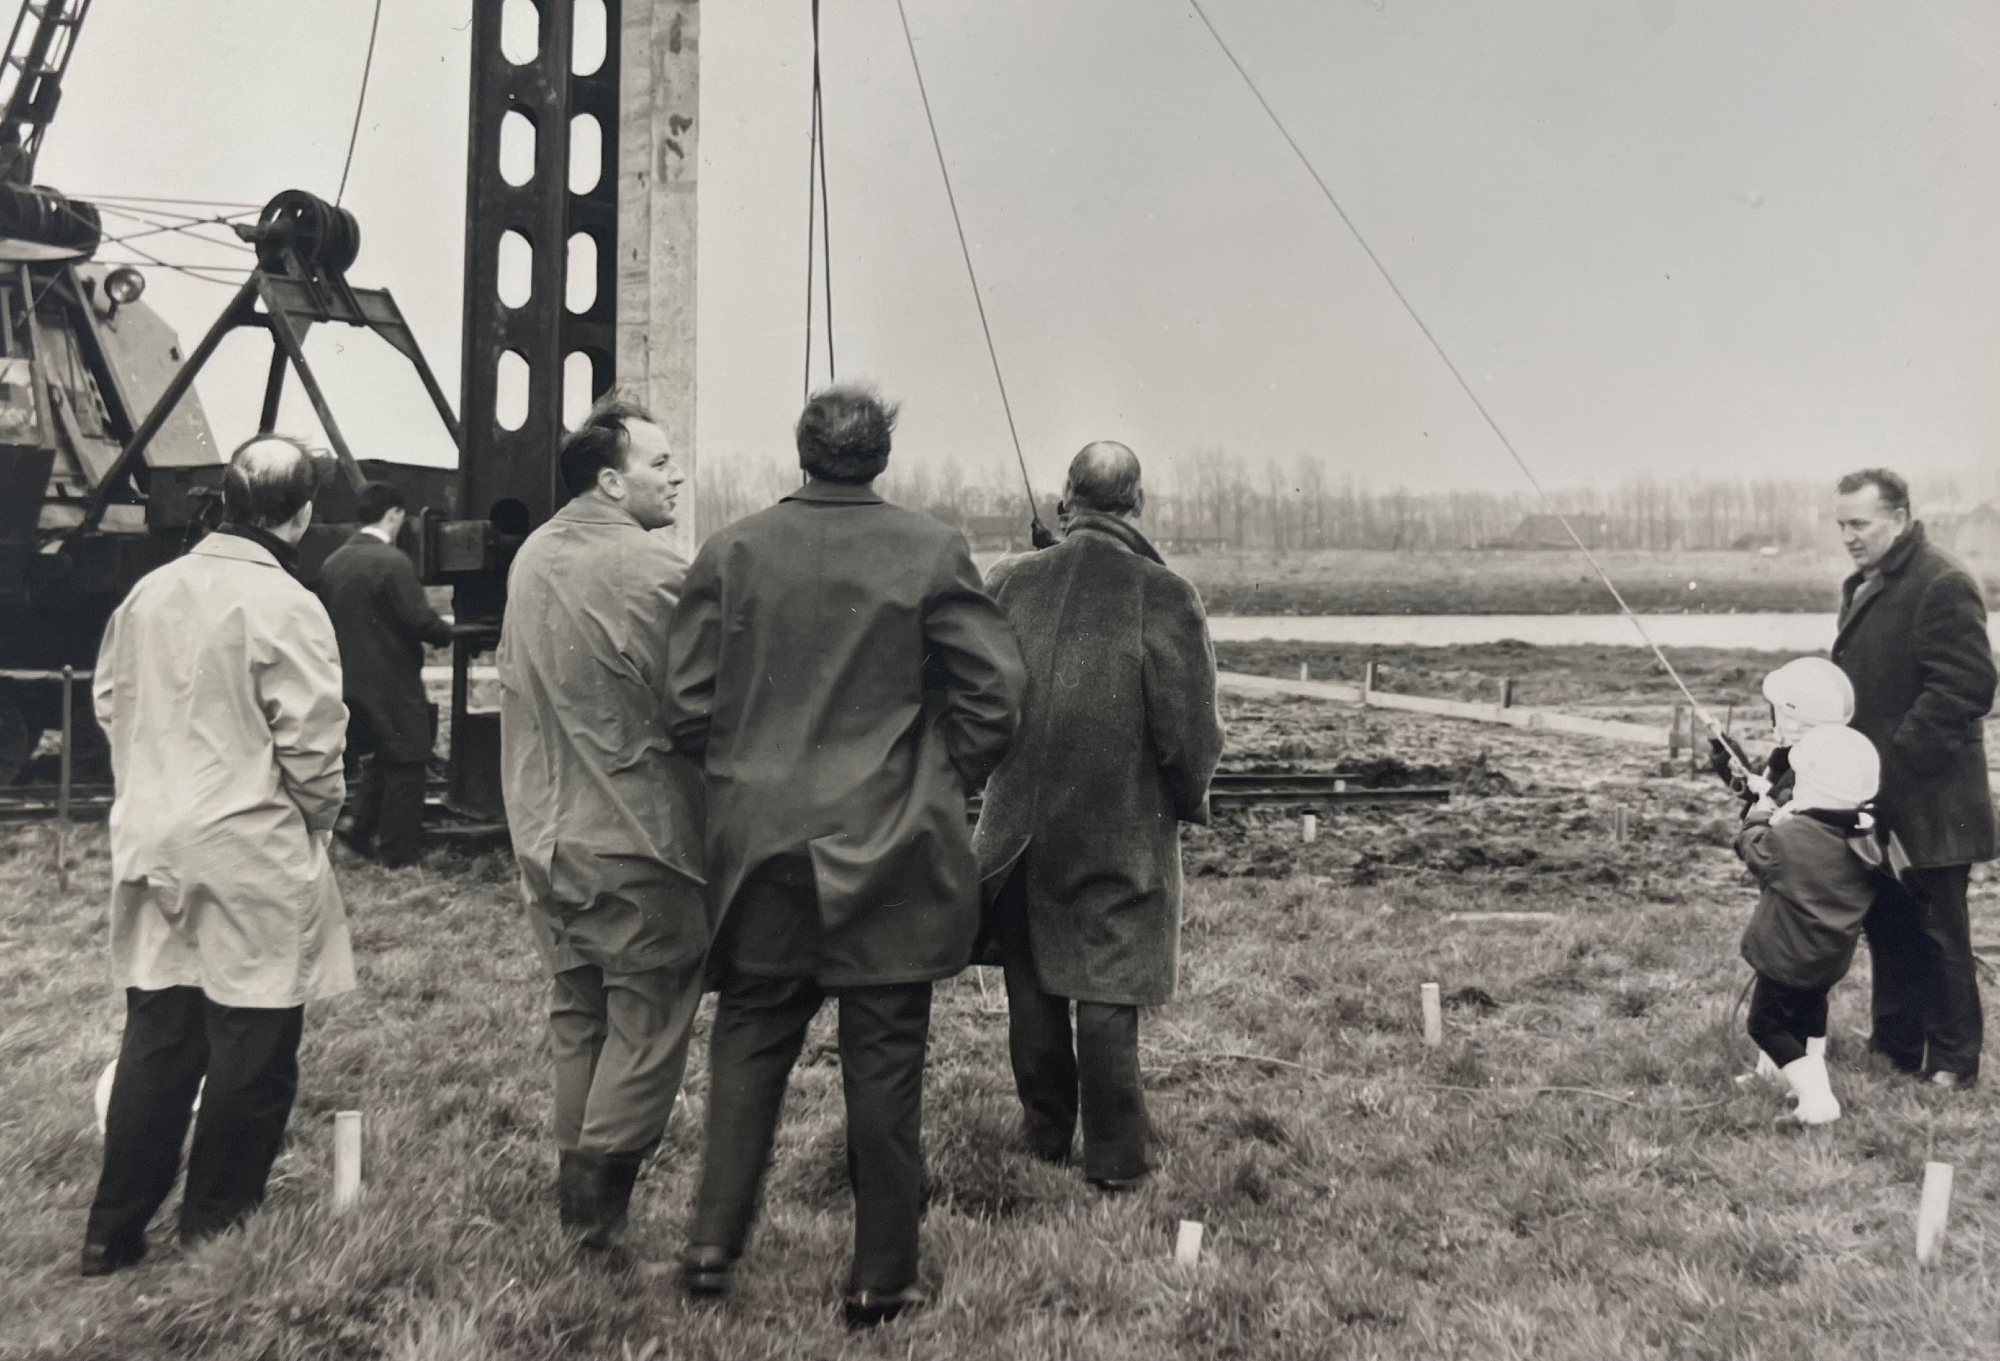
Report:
1735,806,1880,991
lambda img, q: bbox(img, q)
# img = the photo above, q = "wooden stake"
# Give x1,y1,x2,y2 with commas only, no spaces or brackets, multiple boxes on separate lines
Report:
333,1111,363,1212
1669,702,1686,759
1916,1161,1953,1266
1301,813,1318,843
1421,982,1443,1047
1612,807,1630,843
1298,661,1309,681
1174,1220,1204,1266
1498,677,1514,709
1362,661,1377,702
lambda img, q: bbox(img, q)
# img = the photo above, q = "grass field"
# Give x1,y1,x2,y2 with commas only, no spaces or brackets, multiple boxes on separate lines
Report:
1167,549,1893,616
4,692,2000,1359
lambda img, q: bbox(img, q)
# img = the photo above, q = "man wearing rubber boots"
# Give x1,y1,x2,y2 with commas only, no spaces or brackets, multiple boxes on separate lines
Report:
82,434,353,1275
974,441,1225,1191
1829,468,1995,1089
498,398,709,1256
668,386,1024,1328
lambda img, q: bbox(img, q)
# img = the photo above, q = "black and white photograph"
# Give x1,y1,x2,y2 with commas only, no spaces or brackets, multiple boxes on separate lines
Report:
2,2,1998,1356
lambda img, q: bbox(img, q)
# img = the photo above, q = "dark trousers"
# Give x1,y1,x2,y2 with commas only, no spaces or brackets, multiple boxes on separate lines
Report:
995,869,1150,1182
1864,864,1983,1080
1747,974,1829,1068
689,969,932,1293
86,987,304,1255
354,759,426,864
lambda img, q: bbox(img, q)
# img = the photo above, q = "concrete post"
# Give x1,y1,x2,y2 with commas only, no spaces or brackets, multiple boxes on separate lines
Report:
618,0,700,559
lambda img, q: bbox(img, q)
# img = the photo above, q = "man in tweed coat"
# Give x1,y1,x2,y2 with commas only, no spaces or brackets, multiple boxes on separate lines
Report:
973,441,1225,1190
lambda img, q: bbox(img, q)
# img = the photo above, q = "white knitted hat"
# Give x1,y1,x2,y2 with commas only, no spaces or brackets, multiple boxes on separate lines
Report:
1762,657,1854,729
1788,724,1879,811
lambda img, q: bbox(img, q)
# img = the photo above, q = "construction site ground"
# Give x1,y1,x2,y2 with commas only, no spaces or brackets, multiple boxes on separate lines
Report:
2,664,1998,1359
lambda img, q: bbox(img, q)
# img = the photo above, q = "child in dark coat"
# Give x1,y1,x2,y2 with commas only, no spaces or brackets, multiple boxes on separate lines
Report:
1734,724,1883,1125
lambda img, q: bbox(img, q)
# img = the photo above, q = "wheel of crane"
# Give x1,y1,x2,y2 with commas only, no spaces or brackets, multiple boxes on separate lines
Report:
253,190,362,276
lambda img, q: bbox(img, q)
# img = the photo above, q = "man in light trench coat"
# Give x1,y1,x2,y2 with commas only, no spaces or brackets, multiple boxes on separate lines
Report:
82,434,354,1276
668,386,1025,1327
497,397,710,1254
974,441,1225,1190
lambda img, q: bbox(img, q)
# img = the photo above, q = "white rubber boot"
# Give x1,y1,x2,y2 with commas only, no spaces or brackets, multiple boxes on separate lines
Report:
1736,1048,1783,1087
1806,1035,1827,1059
1778,1053,1841,1126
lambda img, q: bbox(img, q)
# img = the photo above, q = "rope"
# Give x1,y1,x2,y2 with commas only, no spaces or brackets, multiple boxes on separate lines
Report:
335,0,386,208
1186,0,1758,788
895,0,1049,540
76,194,262,211
802,0,834,401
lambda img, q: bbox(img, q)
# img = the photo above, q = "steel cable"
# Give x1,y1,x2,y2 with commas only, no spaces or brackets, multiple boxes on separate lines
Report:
895,0,1050,541
1186,0,1758,784
335,0,386,208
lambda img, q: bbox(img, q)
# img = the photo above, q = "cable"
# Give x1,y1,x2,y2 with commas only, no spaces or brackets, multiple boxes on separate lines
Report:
814,0,834,385
895,0,1050,542
78,193,262,212
335,0,386,208
1186,0,1758,786
802,0,821,402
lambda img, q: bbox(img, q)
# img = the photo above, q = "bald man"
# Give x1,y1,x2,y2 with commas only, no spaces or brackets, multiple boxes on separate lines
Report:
973,442,1224,1189
83,434,354,1274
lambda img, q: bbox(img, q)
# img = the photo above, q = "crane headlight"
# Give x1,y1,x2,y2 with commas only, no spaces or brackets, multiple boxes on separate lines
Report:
103,267,145,306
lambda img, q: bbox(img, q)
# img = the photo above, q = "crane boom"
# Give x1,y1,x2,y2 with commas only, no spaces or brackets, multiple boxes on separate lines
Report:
0,0,90,184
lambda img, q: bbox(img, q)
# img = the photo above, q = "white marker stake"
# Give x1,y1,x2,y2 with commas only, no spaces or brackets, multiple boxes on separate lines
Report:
1298,661,1309,681
1302,813,1318,843
1916,1161,1954,1266
1421,983,1443,1047
333,1111,363,1212
1175,1220,1204,1266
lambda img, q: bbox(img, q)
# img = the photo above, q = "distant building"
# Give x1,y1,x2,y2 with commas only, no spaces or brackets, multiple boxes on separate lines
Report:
1493,513,1612,550
1927,502,2000,560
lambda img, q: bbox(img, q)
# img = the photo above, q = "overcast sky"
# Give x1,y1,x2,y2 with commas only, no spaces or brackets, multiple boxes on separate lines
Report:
37,0,2000,496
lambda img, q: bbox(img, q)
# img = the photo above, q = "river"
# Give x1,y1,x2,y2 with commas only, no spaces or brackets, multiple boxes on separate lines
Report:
1206,613,1847,651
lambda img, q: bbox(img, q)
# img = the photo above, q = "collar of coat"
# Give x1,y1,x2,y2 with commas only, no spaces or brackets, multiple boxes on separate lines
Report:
1065,512,1165,566
204,522,302,578
1841,520,1925,602
784,477,885,506
553,494,649,529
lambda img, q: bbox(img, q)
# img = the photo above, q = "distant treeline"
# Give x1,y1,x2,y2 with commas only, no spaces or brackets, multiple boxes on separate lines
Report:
697,448,1987,553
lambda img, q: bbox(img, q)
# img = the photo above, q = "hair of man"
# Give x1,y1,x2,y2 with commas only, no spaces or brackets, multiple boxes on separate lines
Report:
1836,467,1911,514
558,395,658,498
222,433,319,529
797,385,899,484
1064,440,1144,516
356,480,406,527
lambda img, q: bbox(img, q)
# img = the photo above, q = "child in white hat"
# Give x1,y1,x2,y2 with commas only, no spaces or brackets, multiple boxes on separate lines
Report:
1714,656,1857,1085
1734,724,1884,1126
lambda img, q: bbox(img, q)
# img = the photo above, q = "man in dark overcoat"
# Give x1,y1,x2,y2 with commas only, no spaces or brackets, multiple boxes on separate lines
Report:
973,441,1225,1189
1829,467,1996,1087
667,386,1024,1327
319,480,452,867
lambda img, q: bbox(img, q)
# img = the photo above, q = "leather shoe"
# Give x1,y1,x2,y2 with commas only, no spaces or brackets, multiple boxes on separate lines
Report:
80,1239,144,1278
678,1244,736,1298
1087,1171,1150,1194
843,1285,929,1329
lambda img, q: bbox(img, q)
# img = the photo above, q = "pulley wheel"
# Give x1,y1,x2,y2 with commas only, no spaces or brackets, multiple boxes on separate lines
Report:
254,190,361,275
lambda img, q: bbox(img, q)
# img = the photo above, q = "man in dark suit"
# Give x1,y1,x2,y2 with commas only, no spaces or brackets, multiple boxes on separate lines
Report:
319,481,452,867
667,386,1024,1328
1829,467,1995,1088
973,442,1225,1190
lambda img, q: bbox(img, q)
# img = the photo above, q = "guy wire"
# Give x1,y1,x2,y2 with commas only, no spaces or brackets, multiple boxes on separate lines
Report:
1187,0,1751,771
896,0,1048,536
335,0,385,209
